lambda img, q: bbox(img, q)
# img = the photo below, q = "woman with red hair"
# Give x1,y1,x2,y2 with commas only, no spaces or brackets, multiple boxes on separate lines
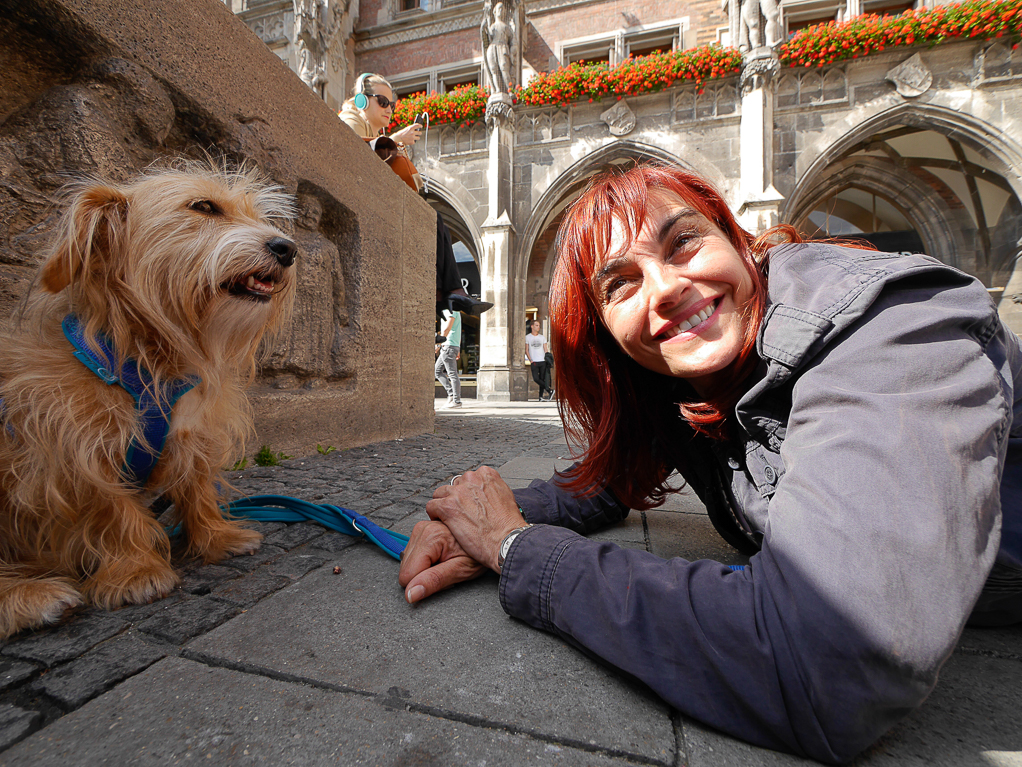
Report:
399,163,1022,763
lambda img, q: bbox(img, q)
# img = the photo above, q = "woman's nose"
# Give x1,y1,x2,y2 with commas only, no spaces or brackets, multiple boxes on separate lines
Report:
645,262,690,309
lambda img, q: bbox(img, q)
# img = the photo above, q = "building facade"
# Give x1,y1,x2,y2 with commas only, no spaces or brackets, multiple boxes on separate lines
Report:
234,0,1022,400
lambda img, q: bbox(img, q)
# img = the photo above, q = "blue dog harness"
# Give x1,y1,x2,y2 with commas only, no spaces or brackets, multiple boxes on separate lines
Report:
62,314,197,488
60,315,409,560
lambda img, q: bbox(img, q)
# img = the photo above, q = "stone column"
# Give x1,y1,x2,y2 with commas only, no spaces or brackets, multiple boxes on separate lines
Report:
476,94,525,401
737,50,785,234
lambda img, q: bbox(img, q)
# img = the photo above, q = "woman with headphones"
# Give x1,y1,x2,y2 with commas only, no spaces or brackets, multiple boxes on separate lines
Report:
339,73,491,317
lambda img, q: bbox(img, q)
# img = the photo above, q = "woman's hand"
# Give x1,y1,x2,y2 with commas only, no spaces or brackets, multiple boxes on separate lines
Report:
390,123,422,146
425,466,527,571
399,520,487,603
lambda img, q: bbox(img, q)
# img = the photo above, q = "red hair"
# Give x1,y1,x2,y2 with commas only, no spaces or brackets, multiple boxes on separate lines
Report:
550,163,771,509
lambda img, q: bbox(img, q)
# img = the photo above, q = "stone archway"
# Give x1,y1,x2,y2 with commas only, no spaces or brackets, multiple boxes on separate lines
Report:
785,108,1022,331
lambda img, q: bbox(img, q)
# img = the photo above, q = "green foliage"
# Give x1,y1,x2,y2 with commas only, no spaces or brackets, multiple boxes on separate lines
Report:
254,445,291,467
317,444,337,455
228,457,249,471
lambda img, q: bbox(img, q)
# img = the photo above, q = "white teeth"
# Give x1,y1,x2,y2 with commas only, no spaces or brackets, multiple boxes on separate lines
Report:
662,302,716,339
247,275,256,289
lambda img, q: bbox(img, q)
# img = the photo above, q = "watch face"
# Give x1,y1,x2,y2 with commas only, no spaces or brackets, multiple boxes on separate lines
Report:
500,534,515,559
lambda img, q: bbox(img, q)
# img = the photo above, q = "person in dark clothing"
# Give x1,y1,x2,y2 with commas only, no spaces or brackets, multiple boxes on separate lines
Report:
397,163,1022,763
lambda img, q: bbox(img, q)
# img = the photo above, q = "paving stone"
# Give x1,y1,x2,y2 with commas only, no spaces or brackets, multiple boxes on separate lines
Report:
187,546,676,763
646,508,752,567
136,597,239,645
219,544,286,573
30,634,166,710
0,659,38,692
105,591,185,623
211,571,292,606
267,552,328,580
1,613,127,668
178,564,241,595
0,705,42,752
262,522,324,550
306,530,361,553
1,657,647,766
683,651,1022,767
241,521,287,536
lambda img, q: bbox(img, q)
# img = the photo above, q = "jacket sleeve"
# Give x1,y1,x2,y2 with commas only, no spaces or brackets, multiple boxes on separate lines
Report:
512,468,629,534
498,271,1013,764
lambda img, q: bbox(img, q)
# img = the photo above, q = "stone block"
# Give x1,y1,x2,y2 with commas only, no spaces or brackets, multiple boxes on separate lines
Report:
29,633,166,710
267,552,329,580
0,659,37,692
0,705,41,752
1,613,127,668
178,565,241,596
262,522,325,550
211,571,292,607
0,0,435,458
136,597,239,645
219,545,287,573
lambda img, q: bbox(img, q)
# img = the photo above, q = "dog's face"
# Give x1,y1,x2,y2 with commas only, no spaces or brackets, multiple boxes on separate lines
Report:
39,164,298,368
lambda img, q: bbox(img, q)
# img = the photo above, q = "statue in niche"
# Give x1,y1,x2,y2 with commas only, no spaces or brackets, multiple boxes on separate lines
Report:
738,0,780,51
293,0,352,97
481,0,516,95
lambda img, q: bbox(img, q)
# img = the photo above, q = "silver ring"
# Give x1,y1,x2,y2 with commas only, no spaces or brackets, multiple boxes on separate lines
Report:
450,474,462,486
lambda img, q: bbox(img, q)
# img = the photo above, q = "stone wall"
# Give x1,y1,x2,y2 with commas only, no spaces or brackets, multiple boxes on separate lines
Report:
0,0,436,457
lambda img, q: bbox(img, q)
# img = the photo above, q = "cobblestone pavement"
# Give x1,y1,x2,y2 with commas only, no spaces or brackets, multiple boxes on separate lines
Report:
0,417,564,755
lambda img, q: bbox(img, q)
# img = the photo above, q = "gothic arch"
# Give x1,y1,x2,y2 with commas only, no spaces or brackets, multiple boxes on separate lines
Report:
787,103,1022,219
422,179,484,266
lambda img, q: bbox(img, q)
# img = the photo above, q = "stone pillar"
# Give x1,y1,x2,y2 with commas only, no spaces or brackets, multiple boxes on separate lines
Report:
737,50,785,234
476,94,526,401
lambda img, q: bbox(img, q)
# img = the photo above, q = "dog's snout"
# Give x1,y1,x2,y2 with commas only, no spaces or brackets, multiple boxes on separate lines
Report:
267,237,297,267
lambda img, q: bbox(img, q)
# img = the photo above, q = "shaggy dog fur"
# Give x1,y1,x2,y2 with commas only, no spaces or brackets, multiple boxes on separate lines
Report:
0,163,298,639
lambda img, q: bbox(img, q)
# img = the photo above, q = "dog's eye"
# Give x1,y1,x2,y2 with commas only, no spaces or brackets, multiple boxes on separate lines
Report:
188,200,222,216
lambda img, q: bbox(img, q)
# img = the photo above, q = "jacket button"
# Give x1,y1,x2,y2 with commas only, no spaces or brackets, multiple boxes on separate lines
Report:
763,466,776,484
727,456,740,470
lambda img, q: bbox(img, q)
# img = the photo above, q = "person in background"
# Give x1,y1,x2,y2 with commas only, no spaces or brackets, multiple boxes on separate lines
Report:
524,320,554,401
435,309,462,409
338,72,491,318
398,162,1022,763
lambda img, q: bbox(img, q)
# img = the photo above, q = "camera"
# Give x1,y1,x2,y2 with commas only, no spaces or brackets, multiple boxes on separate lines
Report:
413,112,429,126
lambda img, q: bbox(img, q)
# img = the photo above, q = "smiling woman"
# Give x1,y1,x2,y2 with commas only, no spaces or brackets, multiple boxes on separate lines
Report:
398,162,1022,764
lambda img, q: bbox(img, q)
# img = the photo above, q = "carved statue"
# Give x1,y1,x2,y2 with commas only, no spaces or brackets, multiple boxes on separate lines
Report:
481,0,516,95
738,0,780,51
293,0,351,97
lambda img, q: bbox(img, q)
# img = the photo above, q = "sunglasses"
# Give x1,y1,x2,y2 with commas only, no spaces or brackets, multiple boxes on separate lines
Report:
369,93,396,110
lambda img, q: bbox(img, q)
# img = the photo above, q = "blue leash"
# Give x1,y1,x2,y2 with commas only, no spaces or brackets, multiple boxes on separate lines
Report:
218,495,409,560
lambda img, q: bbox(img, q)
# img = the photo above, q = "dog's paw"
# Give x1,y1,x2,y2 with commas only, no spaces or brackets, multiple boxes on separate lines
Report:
0,578,84,640
86,564,180,610
190,525,263,564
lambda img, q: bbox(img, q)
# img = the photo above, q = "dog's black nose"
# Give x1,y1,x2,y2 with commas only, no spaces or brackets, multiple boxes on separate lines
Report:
267,237,297,267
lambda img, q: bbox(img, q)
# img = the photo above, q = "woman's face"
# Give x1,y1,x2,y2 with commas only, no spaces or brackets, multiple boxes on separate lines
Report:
363,84,395,134
593,191,754,396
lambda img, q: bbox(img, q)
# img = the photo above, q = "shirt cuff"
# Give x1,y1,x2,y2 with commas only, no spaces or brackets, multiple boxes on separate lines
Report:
497,524,582,632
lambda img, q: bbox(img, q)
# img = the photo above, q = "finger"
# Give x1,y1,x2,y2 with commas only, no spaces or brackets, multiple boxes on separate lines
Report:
405,558,484,603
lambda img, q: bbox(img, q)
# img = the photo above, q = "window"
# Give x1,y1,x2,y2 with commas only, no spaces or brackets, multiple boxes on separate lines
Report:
390,61,482,98
782,0,844,35
558,21,687,68
625,28,679,59
562,39,614,66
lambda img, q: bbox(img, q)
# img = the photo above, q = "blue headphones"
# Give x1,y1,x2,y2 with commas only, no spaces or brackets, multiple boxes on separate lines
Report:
353,73,374,110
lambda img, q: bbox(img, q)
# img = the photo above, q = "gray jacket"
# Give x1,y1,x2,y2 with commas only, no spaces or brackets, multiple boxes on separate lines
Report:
502,243,1022,764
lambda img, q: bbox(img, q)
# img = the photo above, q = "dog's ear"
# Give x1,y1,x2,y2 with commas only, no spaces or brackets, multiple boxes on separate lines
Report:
40,183,129,294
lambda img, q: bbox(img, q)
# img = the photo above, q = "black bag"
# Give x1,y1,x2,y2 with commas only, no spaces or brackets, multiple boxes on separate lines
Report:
544,351,554,366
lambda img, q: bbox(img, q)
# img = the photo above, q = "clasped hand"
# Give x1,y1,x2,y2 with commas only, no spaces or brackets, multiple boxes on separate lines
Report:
398,466,526,604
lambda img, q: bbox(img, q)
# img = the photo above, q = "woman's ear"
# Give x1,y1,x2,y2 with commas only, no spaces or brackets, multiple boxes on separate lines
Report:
40,182,129,294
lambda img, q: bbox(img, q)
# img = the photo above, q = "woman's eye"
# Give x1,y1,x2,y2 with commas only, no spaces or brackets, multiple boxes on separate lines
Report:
188,200,221,216
604,277,630,301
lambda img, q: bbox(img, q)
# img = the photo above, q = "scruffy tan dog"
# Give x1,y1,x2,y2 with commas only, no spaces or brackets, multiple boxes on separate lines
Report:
0,162,298,639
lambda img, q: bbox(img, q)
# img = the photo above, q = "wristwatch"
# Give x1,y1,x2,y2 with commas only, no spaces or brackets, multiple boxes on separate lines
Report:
497,525,532,572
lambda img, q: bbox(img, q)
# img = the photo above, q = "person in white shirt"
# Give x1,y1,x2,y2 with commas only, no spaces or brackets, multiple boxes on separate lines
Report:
435,310,462,408
524,320,554,401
